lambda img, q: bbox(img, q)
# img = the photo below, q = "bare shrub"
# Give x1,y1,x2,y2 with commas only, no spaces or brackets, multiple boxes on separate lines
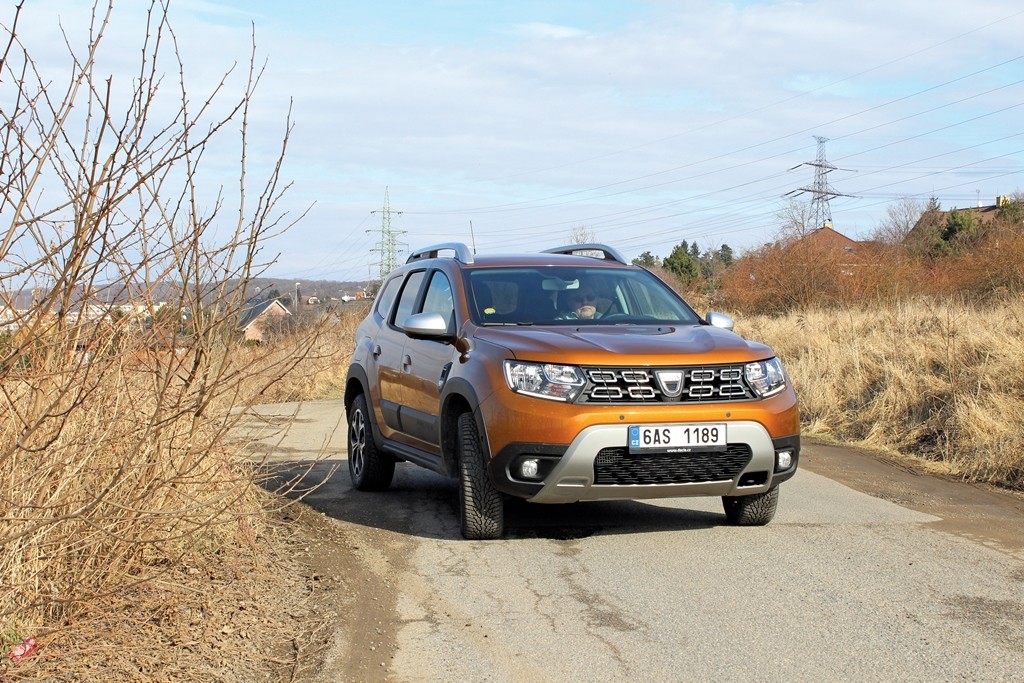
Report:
871,196,926,246
721,207,1023,315
719,238,861,313
1,3,324,676
932,227,1024,299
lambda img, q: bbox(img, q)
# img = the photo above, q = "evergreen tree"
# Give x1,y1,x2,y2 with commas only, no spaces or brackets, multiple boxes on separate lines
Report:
663,242,699,285
632,251,660,268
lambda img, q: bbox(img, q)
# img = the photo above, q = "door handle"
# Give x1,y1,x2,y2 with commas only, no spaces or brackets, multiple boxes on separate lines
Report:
372,344,382,358
402,354,412,370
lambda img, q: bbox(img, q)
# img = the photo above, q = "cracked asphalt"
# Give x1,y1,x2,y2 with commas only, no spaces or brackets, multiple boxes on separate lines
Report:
242,399,1024,682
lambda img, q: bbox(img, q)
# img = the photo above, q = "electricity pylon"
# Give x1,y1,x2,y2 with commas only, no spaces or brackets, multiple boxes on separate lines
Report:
785,136,856,230
369,187,406,281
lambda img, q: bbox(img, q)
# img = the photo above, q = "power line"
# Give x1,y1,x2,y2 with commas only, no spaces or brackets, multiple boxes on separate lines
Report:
784,137,858,230
400,58,1023,218
368,187,406,281
309,68,1021,274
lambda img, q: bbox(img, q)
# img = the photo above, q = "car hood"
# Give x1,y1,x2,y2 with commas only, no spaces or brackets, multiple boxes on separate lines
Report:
472,323,774,365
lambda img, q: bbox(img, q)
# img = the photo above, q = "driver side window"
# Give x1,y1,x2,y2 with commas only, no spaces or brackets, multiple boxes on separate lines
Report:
421,271,455,333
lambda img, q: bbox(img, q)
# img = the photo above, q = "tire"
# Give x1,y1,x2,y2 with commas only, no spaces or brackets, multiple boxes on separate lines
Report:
722,486,779,526
457,412,504,540
347,394,395,491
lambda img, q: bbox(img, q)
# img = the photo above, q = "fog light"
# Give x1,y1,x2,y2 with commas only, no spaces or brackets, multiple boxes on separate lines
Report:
776,450,793,470
520,458,540,479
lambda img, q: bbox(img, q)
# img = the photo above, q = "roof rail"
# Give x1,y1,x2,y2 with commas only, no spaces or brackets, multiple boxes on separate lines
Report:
542,243,627,265
406,242,474,265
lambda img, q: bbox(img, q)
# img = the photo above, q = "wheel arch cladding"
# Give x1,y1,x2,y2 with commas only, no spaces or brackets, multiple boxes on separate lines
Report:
440,377,485,477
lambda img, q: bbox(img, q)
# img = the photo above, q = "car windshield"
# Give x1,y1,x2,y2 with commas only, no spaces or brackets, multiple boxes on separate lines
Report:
465,266,702,326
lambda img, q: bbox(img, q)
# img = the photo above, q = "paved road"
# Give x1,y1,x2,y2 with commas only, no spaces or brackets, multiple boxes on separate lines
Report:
241,400,1024,682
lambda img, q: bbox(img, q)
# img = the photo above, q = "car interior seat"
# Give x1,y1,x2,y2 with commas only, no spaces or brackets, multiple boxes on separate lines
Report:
514,282,557,322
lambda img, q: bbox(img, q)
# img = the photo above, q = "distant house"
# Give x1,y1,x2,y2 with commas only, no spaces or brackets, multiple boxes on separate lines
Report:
907,196,1015,246
237,298,291,342
784,224,878,275
794,224,863,253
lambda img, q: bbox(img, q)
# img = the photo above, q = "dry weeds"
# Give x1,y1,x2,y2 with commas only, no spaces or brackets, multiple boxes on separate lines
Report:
238,307,365,405
1,3,348,678
738,297,1024,489
0,311,361,681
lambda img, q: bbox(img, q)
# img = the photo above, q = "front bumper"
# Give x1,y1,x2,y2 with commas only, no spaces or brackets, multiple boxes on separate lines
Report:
490,421,799,504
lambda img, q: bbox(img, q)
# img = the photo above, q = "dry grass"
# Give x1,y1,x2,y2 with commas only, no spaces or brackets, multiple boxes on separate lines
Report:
238,305,367,404
738,297,1024,488
0,310,353,680
0,303,370,680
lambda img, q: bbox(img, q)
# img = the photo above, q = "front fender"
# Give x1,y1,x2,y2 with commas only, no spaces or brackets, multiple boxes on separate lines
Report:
439,376,486,478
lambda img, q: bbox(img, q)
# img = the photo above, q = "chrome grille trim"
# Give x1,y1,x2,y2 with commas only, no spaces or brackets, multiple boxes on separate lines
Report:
620,370,650,383
579,364,756,404
591,387,623,399
629,386,656,399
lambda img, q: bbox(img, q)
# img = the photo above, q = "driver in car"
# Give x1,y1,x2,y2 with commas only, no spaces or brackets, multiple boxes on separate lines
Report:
557,285,602,320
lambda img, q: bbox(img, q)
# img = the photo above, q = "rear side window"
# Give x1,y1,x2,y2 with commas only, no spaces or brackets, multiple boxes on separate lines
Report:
374,276,403,320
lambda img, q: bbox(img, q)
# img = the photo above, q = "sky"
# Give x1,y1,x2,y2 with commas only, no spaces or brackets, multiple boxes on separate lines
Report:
7,0,1024,283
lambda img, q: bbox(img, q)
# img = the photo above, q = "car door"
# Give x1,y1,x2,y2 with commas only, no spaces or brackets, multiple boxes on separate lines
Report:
397,269,456,452
372,270,425,439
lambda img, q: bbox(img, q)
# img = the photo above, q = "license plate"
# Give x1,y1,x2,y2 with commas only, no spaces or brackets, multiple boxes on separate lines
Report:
628,423,727,454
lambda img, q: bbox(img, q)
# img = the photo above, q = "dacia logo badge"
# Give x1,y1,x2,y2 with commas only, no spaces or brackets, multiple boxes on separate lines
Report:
655,370,684,398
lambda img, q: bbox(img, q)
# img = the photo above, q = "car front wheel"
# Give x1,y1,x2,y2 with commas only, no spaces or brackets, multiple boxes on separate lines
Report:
457,412,504,540
722,487,779,526
347,393,395,491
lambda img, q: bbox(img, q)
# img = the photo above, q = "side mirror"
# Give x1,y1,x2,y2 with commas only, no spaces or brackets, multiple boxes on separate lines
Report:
705,311,735,331
402,311,452,340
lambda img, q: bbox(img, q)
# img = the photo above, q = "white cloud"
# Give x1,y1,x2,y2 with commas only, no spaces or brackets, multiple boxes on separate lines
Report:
514,22,591,40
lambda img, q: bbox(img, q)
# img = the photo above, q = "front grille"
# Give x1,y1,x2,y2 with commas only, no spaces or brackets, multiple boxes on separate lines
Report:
593,444,753,485
579,365,755,404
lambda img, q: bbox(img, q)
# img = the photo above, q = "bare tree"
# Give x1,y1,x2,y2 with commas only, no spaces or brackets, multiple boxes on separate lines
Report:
775,199,813,242
568,224,597,244
872,196,926,246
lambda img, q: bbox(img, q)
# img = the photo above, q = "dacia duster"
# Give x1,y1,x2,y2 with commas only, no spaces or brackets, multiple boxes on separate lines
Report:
345,243,799,539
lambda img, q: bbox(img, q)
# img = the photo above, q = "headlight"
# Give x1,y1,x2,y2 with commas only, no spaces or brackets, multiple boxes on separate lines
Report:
503,361,585,402
745,357,787,397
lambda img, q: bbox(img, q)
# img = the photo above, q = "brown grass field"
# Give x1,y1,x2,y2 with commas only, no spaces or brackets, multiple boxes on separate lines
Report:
739,297,1024,489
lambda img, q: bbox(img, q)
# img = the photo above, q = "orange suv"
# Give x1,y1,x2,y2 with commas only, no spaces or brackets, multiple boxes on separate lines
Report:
345,243,799,539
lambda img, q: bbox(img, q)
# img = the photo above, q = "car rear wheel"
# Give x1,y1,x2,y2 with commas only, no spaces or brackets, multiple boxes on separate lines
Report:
348,394,395,491
457,412,504,540
722,486,779,526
